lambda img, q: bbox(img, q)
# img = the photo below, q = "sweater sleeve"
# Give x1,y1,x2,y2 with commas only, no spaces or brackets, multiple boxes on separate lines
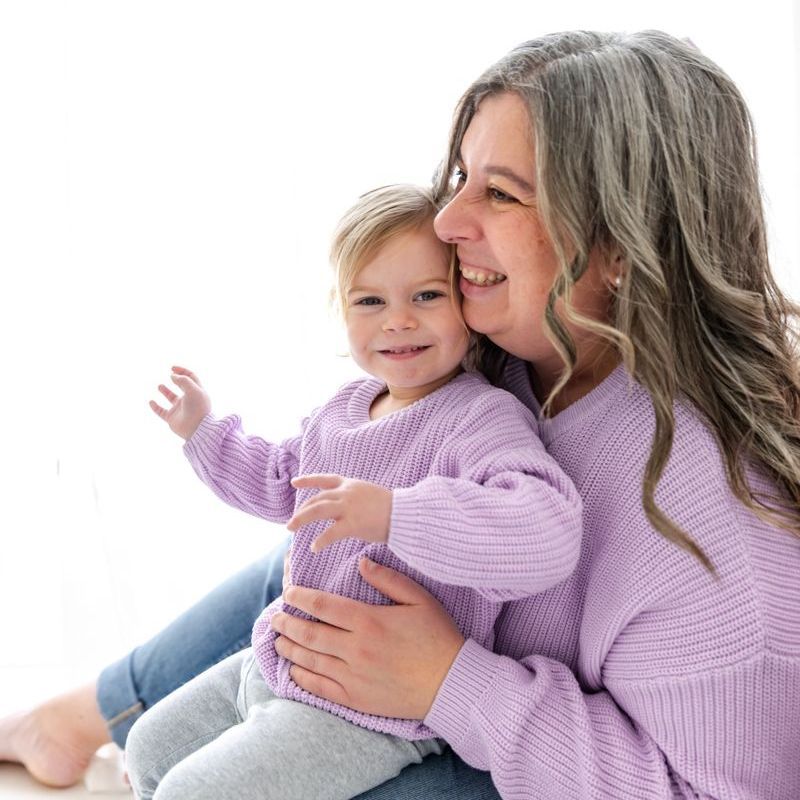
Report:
388,392,582,599
182,413,304,523
426,640,799,799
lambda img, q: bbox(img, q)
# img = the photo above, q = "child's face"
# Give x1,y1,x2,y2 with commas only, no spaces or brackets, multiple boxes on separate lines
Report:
345,226,469,401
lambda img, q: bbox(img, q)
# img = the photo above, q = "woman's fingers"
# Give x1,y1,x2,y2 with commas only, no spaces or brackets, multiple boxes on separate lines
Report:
274,634,347,681
270,609,353,657
358,558,437,606
281,587,362,631
288,664,352,707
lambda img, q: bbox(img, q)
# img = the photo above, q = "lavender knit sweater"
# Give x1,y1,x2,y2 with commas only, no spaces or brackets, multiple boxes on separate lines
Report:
184,371,582,740
423,359,800,800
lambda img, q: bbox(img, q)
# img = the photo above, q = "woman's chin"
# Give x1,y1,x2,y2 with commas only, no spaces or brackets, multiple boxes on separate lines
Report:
463,301,501,338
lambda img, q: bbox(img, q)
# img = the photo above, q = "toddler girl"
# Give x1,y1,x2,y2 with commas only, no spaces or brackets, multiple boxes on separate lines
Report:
125,184,582,800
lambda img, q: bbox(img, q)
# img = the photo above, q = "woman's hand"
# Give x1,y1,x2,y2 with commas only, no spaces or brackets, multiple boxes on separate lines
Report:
282,543,292,593
149,366,212,441
270,557,465,720
287,475,392,552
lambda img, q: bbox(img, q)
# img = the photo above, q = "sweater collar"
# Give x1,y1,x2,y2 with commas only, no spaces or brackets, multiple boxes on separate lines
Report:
347,371,481,426
503,357,634,445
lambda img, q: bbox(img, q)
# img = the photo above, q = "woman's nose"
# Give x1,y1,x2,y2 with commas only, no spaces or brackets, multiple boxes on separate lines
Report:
434,191,479,243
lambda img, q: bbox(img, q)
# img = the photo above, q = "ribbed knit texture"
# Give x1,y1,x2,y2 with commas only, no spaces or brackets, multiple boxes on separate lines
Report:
184,371,582,739
424,359,800,799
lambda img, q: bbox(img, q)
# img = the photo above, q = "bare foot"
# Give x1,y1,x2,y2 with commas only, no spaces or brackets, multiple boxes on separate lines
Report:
0,682,111,787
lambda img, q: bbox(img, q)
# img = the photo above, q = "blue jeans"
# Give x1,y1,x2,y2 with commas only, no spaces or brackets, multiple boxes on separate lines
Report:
97,537,500,800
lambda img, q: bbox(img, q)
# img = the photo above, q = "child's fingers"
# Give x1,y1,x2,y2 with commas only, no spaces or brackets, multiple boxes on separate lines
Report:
149,399,168,418
310,523,351,553
172,365,201,384
291,474,343,490
158,384,178,403
287,499,340,532
171,373,199,392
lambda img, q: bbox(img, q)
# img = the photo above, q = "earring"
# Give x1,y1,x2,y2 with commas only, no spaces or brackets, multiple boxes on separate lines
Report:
613,275,622,288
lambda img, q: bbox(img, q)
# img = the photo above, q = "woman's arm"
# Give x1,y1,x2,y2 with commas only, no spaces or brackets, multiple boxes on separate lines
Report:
271,559,795,800
271,558,465,720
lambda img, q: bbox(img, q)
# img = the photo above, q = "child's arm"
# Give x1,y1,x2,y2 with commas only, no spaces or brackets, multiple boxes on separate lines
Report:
151,366,302,523
291,392,582,600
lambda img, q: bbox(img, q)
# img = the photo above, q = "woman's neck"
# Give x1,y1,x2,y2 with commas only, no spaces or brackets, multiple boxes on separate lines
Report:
530,344,620,416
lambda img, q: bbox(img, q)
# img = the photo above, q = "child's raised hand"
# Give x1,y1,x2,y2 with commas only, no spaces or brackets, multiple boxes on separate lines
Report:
149,366,212,441
287,475,392,552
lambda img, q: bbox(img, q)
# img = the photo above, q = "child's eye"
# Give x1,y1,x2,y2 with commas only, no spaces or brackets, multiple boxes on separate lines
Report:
415,290,444,302
353,296,383,306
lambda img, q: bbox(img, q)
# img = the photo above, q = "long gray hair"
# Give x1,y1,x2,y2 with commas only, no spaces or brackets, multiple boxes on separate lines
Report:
437,30,800,569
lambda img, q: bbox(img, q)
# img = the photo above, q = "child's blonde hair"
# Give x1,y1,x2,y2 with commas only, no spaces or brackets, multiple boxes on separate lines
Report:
329,184,456,316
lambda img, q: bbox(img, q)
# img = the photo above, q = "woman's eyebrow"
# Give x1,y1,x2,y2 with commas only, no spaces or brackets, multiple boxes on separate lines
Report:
484,165,536,196
455,152,536,196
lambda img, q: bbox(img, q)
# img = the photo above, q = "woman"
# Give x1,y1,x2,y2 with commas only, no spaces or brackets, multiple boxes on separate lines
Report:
3,30,799,799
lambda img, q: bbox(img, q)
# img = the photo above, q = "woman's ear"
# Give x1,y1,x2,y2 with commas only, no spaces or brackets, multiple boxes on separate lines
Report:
603,249,626,290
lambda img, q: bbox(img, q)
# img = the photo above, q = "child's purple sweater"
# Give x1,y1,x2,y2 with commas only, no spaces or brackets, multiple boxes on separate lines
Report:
184,371,582,739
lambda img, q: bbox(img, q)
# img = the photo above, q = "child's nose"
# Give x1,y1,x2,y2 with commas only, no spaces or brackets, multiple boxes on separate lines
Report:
382,309,418,332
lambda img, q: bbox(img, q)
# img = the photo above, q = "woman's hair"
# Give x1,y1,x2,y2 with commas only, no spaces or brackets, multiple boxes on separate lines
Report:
329,184,457,317
435,30,800,569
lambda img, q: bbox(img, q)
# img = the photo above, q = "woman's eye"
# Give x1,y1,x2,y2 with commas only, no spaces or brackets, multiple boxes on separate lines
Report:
354,296,383,306
489,186,516,203
451,167,467,190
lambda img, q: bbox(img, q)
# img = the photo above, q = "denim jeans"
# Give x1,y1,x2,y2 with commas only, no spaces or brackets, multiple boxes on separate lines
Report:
97,537,500,800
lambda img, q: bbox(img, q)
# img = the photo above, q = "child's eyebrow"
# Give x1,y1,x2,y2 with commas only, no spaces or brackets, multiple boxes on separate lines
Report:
347,277,450,295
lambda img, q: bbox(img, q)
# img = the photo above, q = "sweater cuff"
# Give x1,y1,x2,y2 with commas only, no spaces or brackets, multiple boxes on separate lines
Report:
424,638,502,756
182,413,224,454
386,486,422,561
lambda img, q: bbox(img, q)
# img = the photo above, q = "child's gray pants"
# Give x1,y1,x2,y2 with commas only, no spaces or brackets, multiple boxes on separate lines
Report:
125,648,444,800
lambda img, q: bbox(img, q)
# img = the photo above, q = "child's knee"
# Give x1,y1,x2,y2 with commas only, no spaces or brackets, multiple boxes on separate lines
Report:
151,759,221,800
124,712,162,797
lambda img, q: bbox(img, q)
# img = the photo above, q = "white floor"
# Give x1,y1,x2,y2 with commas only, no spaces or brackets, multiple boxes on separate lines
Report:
0,763,94,798
0,761,130,798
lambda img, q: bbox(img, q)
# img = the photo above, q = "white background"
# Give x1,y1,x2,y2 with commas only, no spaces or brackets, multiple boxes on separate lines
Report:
1,1,798,697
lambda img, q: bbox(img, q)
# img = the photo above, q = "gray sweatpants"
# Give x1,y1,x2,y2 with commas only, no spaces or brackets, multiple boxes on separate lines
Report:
125,648,444,800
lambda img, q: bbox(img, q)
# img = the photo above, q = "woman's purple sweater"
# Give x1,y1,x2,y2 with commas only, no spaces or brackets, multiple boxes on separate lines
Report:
424,359,800,799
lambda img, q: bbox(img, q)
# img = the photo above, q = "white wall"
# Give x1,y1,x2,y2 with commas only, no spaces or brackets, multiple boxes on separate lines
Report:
1,0,797,682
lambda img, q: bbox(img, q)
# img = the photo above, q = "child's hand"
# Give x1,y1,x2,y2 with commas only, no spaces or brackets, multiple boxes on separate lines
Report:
287,475,392,552
149,366,212,441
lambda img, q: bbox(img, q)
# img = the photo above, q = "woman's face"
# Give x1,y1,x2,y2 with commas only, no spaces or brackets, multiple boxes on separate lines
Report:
434,92,616,396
